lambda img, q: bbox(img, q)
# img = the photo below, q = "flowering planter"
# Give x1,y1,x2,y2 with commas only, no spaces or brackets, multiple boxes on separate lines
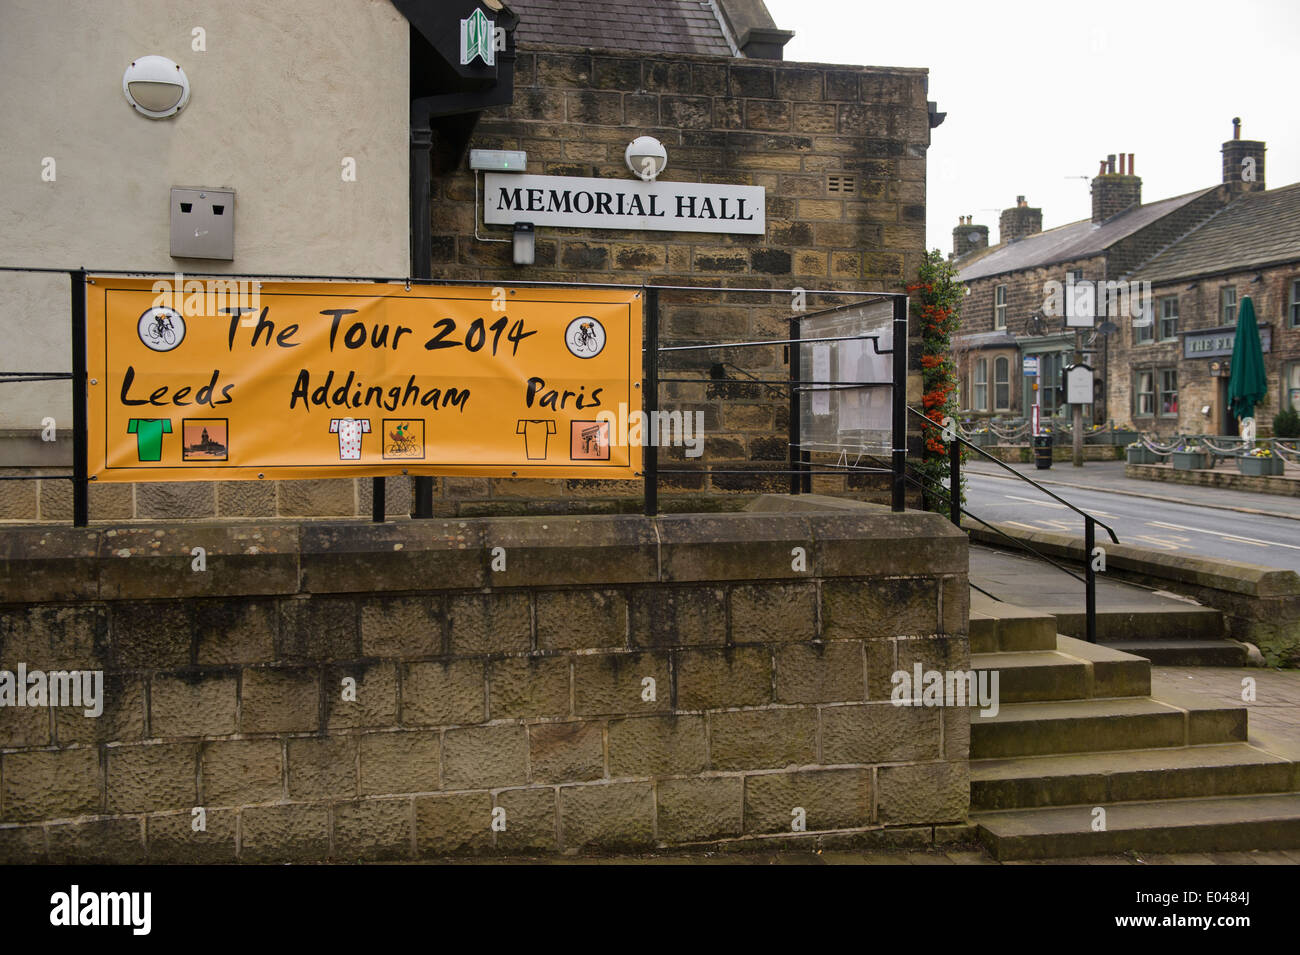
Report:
1171,450,1210,471
1237,456,1283,476
1126,447,1158,465
1109,429,1140,446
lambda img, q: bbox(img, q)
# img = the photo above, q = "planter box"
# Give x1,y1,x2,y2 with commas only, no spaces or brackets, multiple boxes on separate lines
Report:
1237,456,1284,476
1126,447,1158,465
1109,429,1140,446
1171,450,1210,471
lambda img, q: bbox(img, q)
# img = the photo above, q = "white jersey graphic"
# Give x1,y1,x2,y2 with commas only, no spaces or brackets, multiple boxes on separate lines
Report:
330,417,371,460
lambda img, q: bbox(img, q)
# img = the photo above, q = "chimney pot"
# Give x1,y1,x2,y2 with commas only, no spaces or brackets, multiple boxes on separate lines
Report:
1233,117,1241,140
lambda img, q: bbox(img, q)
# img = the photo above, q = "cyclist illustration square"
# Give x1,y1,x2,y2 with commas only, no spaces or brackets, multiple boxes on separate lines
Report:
382,419,425,459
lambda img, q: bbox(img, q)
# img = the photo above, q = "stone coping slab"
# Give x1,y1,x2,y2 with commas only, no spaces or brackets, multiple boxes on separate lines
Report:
0,508,965,603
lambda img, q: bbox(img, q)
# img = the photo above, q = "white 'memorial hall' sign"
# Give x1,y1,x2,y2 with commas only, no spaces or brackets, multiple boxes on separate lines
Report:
484,173,766,235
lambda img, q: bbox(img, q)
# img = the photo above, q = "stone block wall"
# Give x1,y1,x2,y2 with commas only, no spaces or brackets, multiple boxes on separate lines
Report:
0,508,970,861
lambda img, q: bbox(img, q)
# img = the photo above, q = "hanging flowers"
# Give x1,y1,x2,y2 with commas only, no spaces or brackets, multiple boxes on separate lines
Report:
908,251,965,509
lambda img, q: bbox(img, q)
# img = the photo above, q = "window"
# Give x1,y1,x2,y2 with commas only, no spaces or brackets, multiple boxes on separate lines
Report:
1160,369,1178,416
1221,286,1237,325
1159,296,1179,341
973,358,988,411
1290,279,1300,328
1286,362,1300,412
1037,351,1064,416
1135,311,1154,345
1135,370,1155,416
994,357,1010,410
994,285,1006,329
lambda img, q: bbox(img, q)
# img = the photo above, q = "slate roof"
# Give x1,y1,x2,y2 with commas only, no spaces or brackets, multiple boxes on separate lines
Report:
508,0,736,56
1129,183,1300,283
958,187,1217,282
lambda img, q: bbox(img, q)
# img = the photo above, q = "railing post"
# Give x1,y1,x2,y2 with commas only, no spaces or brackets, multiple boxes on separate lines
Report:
891,295,908,512
788,312,801,496
70,270,89,528
644,286,658,517
1085,515,1097,644
949,433,961,527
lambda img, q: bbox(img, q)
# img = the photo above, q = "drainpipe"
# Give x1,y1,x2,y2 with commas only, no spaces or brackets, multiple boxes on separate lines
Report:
406,54,517,518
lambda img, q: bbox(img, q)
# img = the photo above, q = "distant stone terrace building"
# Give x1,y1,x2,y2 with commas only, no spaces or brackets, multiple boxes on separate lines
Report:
953,122,1296,437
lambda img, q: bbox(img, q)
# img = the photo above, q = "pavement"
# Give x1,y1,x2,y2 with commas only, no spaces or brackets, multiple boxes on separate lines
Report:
969,544,1209,614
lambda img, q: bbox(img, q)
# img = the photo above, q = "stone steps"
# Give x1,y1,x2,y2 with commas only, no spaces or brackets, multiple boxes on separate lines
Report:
972,742,1298,811
971,636,1150,702
973,793,1300,860
1102,639,1249,667
971,696,1246,759
967,597,1300,860
1050,605,1225,644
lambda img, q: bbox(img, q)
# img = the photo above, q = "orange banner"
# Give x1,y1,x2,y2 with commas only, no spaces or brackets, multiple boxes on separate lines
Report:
86,278,642,482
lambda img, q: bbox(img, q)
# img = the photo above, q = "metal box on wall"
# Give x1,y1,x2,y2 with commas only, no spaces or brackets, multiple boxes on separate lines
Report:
170,187,234,259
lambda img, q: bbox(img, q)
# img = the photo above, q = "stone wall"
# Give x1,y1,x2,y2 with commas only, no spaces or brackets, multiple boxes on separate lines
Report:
1126,462,1300,497
0,507,970,861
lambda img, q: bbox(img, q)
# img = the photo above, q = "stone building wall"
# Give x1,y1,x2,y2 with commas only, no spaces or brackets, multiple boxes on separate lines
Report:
0,507,970,861
1108,261,1300,434
417,46,933,516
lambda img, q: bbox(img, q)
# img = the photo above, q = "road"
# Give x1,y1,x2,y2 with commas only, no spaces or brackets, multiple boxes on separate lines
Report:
964,471,1300,572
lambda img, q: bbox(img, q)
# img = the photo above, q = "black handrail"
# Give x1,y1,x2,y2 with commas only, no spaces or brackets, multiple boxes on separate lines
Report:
907,406,1118,643
911,408,1119,545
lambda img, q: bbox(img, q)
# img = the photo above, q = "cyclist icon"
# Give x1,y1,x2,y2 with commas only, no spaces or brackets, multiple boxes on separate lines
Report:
137,306,185,352
564,316,605,358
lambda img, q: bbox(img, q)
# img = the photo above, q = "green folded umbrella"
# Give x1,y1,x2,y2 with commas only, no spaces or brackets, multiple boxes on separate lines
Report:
1227,295,1267,422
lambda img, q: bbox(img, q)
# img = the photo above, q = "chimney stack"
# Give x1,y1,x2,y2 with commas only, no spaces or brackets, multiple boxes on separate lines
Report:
999,197,1042,243
1222,117,1266,192
1091,152,1142,223
952,215,989,258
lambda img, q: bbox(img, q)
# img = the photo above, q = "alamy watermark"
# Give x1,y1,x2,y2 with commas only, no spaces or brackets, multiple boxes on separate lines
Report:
892,664,1000,718
151,272,261,319
595,402,705,458
1042,276,1153,325
0,664,103,717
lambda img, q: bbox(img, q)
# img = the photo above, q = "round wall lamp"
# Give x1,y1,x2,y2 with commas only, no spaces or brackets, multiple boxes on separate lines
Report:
123,55,190,119
625,136,667,182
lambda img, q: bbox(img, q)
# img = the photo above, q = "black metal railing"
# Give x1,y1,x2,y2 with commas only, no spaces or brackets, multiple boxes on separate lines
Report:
642,288,909,516
906,405,1119,643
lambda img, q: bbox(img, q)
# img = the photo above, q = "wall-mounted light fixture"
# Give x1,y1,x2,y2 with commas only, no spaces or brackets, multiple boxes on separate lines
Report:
1251,273,1263,283
625,136,667,181
123,55,190,118
470,149,527,172
472,150,528,250
512,222,535,266
1186,282,1199,291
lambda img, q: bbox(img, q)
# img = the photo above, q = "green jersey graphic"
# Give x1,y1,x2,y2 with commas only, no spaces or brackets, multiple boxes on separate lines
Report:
127,418,172,461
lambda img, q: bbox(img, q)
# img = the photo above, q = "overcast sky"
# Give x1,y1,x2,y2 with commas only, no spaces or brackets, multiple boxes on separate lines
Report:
765,0,1300,256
